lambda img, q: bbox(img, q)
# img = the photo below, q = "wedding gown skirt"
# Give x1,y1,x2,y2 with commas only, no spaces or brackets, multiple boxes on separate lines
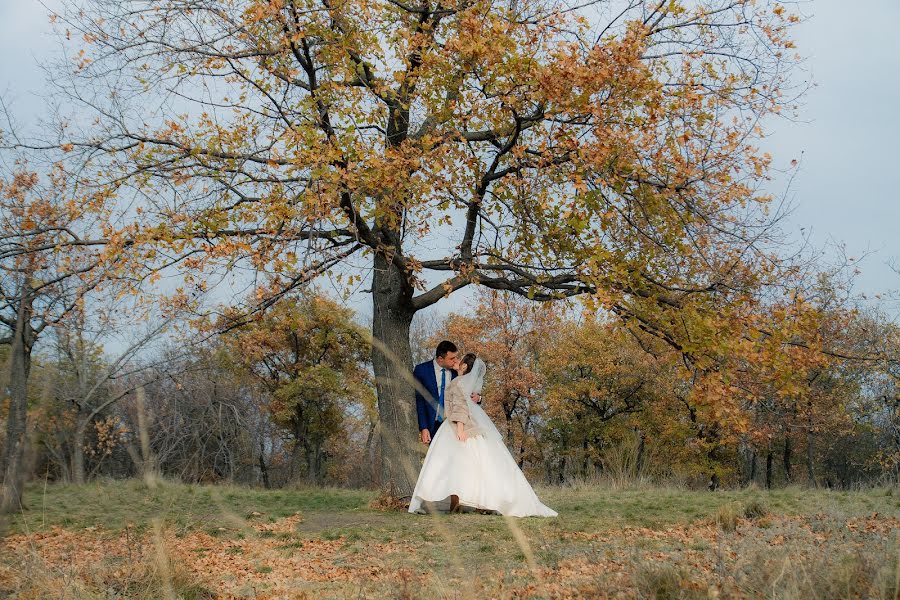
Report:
408,400,557,517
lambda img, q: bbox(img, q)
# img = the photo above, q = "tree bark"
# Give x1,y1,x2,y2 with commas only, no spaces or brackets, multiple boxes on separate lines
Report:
765,450,774,489
371,254,417,497
72,422,87,485
258,440,271,489
306,447,316,484
806,407,816,487
1,293,34,513
518,442,526,470
782,436,793,483
363,421,378,486
581,438,589,477
749,450,758,486
307,442,323,485
504,411,515,449
636,431,646,475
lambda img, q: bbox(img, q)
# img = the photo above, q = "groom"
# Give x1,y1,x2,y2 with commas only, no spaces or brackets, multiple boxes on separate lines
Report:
413,340,460,445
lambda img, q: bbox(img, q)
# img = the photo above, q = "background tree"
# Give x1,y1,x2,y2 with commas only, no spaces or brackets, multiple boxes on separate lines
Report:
14,287,899,490
0,158,115,511
541,318,670,479
43,311,172,484
220,294,374,485
134,347,271,485
442,289,560,463
410,311,447,366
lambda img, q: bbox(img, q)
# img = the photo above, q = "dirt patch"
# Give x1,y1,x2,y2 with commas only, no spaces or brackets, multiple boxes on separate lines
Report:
297,510,408,534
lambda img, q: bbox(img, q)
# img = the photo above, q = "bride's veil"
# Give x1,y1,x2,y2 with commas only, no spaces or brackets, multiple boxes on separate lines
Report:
456,358,503,442
456,357,486,397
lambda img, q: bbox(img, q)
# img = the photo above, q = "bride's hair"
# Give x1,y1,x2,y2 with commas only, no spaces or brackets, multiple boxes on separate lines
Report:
459,353,477,375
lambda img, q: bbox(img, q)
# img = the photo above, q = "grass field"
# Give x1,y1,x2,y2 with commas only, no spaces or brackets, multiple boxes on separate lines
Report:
1,479,897,598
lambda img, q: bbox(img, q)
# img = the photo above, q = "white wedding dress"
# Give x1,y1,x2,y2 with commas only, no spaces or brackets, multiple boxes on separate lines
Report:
408,359,557,518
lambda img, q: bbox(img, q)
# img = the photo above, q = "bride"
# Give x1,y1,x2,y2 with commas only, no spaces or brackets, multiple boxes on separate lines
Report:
408,354,557,517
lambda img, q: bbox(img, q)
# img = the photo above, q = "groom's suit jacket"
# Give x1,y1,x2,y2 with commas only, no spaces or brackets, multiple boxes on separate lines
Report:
413,360,457,437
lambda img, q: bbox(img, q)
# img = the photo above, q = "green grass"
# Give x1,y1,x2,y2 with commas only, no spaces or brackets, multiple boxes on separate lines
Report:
10,479,897,538
3,479,898,599
6,477,373,535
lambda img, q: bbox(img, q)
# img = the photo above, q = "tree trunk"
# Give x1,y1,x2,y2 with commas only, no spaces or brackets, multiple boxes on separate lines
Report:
782,436,793,483
290,427,303,482
363,421,378,486
306,447,317,484
749,450,758,486
1,294,34,513
72,422,87,485
806,408,816,487
765,450,774,489
636,431,646,475
371,254,417,497
307,442,323,485
581,438,589,477
258,450,271,489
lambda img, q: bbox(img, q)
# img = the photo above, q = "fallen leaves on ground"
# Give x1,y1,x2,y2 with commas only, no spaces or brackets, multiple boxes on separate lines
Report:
0,512,420,598
1,513,896,598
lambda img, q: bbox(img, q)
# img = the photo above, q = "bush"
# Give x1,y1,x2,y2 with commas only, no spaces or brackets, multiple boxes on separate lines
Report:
741,498,769,520
710,499,769,532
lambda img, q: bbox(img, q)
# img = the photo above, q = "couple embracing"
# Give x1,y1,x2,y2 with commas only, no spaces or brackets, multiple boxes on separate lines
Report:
408,341,557,517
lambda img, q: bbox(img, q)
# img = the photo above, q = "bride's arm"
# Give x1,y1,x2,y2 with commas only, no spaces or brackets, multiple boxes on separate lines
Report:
445,385,470,440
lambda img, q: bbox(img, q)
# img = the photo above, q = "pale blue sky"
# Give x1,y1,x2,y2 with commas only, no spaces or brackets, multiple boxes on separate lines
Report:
1,0,898,321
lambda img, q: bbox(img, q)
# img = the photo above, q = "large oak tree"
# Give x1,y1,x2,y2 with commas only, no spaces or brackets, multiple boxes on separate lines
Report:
37,0,800,494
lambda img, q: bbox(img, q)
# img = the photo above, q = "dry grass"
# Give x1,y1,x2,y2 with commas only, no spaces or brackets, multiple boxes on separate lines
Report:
2,523,215,599
631,563,705,599
708,497,770,532
728,531,899,600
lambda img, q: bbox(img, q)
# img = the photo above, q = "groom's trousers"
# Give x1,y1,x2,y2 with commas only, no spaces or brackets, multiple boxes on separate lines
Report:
427,419,445,443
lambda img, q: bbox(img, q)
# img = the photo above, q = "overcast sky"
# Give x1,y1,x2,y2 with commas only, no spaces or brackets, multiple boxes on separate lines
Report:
1,1,898,322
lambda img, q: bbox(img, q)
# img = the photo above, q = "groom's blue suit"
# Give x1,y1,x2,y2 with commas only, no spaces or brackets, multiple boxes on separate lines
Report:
413,360,457,440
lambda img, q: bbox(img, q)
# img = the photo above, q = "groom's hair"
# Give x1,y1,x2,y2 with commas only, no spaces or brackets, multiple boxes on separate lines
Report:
435,340,457,358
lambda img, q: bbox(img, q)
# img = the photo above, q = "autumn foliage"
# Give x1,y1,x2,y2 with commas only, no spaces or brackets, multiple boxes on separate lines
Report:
430,287,897,489
21,0,812,494
219,294,375,484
